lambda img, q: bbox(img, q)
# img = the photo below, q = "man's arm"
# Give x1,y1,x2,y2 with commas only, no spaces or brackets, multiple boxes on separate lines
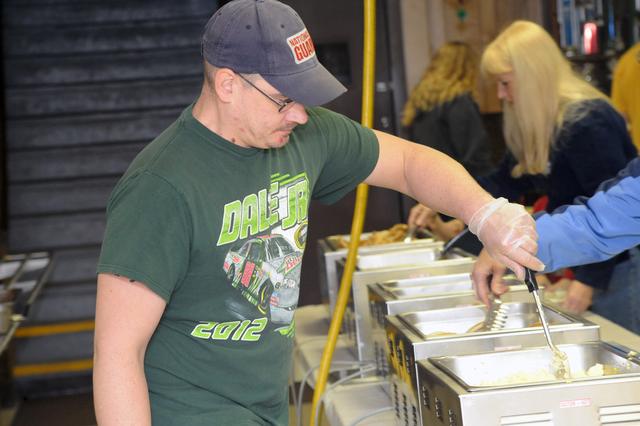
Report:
366,130,490,222
366,130,544,277
93,273,167,426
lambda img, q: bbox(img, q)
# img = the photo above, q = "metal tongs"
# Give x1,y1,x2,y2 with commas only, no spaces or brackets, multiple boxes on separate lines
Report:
403,225,416,243
467,294,509,332
524,267,570,380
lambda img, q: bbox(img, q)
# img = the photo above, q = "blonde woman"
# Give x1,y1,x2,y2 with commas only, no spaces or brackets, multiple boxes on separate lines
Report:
403,41,493,178
471,20,639,333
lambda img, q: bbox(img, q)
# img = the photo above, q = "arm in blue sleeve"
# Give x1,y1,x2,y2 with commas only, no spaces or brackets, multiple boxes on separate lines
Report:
536,158,640,271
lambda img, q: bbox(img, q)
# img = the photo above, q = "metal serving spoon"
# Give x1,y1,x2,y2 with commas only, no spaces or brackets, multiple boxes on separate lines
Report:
524,267,570,380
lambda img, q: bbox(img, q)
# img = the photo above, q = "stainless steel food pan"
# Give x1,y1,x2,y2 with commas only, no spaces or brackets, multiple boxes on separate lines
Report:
401,302,579,338
417,342,640,426
431,341,640,391
323,230,434,251
377,275,526,297
368,280,532,378
385,302,600,409
380,276,472,297
369,276,561,326
317,236,441,316
356,246,444,270
347,257,476,362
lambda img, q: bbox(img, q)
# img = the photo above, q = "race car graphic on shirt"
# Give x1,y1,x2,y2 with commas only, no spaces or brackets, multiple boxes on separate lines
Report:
219,172,309,327
223,234,302,324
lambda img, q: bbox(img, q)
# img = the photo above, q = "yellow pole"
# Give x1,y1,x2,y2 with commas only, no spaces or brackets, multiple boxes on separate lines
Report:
309,0,376,424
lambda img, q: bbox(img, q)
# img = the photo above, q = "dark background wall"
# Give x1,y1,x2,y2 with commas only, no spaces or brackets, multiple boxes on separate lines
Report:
2,0,213,393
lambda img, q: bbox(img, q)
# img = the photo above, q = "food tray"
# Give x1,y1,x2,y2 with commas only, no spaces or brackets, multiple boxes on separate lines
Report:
400,301,580,338
430,341,640,391
356,246,443,270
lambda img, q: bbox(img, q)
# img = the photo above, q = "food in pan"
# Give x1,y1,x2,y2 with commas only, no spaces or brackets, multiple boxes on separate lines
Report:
465,319,557,334
477,363,616,386
466,321,486,333
425,331,458,338
335,224,409,248
528,319,556,328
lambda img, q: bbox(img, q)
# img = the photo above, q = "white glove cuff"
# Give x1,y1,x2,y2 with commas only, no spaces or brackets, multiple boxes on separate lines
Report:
468,197,508,236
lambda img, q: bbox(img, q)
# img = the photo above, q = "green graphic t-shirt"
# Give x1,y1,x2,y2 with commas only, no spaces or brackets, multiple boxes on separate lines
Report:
97,105,379,425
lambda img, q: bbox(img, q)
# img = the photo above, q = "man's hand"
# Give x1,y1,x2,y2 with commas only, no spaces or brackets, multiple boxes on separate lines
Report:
562,280,594,313
468,198,544,280
471,249,511,306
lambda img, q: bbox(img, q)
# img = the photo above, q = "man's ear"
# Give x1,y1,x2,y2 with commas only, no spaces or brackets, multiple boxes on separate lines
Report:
214,68,236,103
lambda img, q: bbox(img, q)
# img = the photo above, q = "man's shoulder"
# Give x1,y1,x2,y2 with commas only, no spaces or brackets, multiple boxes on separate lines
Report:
133,112,196,165
117,116,193,187
300,106,368,137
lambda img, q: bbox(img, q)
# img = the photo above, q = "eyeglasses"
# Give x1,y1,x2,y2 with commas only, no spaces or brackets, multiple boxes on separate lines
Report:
236,73,295,113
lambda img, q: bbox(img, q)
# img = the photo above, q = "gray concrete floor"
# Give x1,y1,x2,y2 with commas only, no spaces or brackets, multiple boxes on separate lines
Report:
1,393,324,426
3,392,95,426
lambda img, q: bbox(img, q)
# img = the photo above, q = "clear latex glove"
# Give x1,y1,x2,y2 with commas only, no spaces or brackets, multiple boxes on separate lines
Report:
468,197,545,280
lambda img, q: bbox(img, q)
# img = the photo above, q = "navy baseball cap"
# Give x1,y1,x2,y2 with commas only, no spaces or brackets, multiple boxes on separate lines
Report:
202,0,347,106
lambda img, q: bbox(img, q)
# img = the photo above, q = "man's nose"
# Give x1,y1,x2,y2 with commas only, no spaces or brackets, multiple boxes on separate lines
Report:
286,103,308,125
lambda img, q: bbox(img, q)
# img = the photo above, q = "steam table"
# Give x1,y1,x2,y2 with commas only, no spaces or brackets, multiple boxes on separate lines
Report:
293,304,640,426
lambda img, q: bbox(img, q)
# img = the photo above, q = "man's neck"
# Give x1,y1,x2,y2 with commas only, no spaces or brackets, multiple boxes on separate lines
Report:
192,87,239,145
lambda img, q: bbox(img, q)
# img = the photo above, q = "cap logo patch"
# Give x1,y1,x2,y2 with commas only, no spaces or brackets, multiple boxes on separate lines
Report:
286,28,316,64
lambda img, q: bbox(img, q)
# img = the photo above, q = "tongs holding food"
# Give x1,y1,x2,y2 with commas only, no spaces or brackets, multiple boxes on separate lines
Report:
467,294,509,333
524,268,570,380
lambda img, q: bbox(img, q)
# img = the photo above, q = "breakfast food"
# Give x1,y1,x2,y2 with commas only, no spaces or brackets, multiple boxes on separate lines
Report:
478,363,610,386
335,224,410,248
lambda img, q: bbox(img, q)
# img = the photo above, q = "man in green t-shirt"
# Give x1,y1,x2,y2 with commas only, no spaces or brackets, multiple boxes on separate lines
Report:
93,1,544,424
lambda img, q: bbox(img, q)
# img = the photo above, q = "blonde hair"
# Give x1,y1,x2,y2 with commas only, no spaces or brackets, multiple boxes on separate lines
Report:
481,20,608,176
402,42,478,126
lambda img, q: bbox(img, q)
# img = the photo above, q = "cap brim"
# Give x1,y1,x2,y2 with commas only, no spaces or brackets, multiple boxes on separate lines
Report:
263,62,347,107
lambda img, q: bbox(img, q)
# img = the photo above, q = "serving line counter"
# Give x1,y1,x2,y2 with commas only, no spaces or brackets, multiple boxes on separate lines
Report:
292,304,640,426
309,230,640,425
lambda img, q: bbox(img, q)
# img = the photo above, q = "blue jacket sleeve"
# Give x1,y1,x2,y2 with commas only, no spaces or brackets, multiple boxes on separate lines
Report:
536,158,640,272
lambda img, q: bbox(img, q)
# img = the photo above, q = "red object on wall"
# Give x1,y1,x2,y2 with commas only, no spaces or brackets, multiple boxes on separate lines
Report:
583,22,599,55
